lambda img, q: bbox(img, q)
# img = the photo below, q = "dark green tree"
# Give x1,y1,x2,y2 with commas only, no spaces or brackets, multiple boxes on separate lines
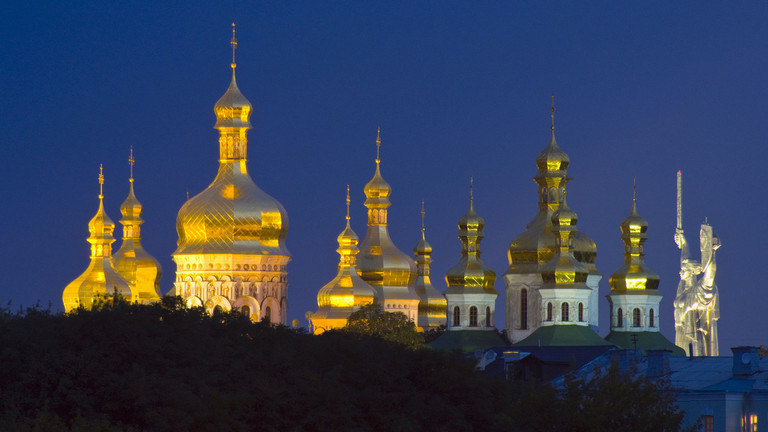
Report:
342,303,424,349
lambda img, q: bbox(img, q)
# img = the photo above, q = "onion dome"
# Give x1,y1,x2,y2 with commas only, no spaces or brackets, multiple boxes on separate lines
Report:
174,33,289,257
413,201,447,329
445,179,497,296
357,129,417,297
540,193,589,289
312,187,377,334
63,166,133,312
609,192,659,291
113,149,163,303
507,103,598,275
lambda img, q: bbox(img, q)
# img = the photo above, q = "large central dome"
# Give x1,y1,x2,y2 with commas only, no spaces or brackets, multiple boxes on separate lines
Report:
174,69,289,256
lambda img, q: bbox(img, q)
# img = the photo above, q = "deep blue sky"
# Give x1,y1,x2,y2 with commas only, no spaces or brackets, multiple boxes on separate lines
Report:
2,2,766,350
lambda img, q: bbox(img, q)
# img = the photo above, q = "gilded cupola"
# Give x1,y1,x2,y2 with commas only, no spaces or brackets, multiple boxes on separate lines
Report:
63,166,134,312
445,178,497,296
413,201,447,330
506,101,597,274
609,188,659,292
540,192,589,289
174,25,289,257
357,128,419,319
311,187,377,334
172,25,291,325
113,148,163,304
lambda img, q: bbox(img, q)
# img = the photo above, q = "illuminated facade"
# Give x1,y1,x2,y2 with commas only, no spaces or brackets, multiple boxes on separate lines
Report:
444,180,497,331
604,193,681,354
63,166,134,312
357,129,420,323
504,107,601,343
172,27,290,324
310,187,377,334
113,148,163,304
412,202,447,330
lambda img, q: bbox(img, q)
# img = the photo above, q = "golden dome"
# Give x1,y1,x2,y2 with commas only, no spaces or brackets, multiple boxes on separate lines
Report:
507,119,597,275
357,129,417,298
113,149,163,303
315,187,376,318
174,62,289,256
445,182,497,296
540,194,589,288
609,193,659,292
63,166,133,312
413,201,447,329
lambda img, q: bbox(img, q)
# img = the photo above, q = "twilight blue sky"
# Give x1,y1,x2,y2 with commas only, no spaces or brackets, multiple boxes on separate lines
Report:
2,2,766,350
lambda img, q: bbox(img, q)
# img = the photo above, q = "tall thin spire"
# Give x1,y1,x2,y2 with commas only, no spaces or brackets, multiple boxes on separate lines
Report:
129,146,135,183
420,200,426,239
376,126,381,165
469,175,474,208
98,164,104,199
346,184,351,221
551,94,556,131
230,22,237,70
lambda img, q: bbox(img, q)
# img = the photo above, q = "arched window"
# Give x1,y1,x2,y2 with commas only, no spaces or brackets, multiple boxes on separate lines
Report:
578,302,584,322
546,302,553,321
617,308,623,327
242,305,251,318
520,289,528,329
469,306,478,327
453,306,460,327
561,303,569,322
485,307,491,327
649,309,655,327
264,306,272,323
633,308,641,327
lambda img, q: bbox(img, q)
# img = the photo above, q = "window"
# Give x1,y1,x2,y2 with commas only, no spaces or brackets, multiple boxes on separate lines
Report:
578,302,584,322
453,306,460,327
469,306,478,327
649,309,655,327
561,303,569,322
242,305,251,317
485,307,491,327
617,308,623,327
264,306,272,323
520,289,528,329
633,308,641,327
546,303,553,321
702,415,713,432
749,413,758,432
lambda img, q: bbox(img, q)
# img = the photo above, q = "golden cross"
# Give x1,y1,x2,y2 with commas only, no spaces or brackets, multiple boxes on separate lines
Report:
551,94,556,130
375,126,381,164
345,185,350,221
129,146,135,183
98,164,104,199
420,200,425,234
231,23,238,69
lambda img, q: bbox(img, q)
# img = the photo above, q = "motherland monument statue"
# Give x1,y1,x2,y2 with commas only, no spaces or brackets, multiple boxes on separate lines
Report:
673,171,720,356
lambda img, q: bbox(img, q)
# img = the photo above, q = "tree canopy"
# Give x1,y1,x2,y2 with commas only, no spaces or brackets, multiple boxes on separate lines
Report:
341,303,424,350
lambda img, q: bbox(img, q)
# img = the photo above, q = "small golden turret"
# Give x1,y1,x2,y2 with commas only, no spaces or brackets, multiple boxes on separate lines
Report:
507,99,597,274
445,178,498,297
609,184,659,291
540,192,589,289
113,148,164,304
311,186,377,334
63,165,133,311
357,128,419,321
413,201,447,330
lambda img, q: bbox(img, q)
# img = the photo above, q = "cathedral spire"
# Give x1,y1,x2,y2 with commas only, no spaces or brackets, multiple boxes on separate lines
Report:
114,149,163,304
63,165,133,312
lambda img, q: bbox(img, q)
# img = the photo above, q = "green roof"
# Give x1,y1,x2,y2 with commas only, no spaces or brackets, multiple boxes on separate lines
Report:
513,325,613,347
604,331,686,356
430,330,507,353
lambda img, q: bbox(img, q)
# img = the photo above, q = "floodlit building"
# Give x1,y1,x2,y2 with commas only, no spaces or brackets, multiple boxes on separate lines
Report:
63,166,134,311
504,105,601,344
172,27,290,324
356,129,420,323
113,148,163,305
310,187,377,334
412,202,447,330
